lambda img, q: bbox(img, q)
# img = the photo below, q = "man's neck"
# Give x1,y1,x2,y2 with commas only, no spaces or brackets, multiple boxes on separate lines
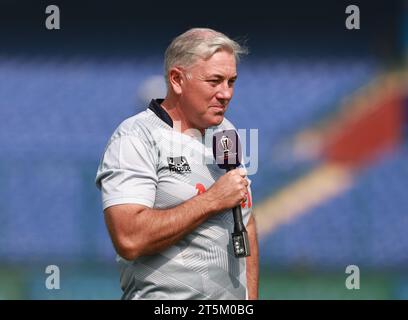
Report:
161,97,205,136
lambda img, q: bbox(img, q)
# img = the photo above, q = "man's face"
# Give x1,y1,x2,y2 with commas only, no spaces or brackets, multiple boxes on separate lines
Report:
178,50,237,130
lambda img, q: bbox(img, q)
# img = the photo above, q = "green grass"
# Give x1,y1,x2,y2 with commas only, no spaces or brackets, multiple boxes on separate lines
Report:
259,269,394,300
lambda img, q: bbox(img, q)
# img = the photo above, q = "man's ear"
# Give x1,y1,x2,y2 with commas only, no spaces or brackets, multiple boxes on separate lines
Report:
168,67,184,95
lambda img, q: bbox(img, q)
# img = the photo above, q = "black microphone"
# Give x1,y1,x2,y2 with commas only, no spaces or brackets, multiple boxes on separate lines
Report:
213,129,250,258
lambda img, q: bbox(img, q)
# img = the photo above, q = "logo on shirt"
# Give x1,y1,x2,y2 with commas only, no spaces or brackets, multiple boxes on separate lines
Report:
167,156,191,174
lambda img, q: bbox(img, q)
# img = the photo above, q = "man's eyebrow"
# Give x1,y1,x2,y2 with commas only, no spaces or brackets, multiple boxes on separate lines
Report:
208,74,238,80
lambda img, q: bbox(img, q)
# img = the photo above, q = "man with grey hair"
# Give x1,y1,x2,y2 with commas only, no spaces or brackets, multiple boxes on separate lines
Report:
96,28,258,300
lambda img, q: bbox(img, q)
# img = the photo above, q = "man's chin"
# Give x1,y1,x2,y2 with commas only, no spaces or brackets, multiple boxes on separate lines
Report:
210,115,224,126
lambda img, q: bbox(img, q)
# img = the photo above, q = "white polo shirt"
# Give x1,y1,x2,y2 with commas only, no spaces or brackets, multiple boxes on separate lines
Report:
96,99,253,299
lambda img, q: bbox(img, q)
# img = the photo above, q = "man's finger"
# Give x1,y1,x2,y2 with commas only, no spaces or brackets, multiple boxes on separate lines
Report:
238,168,247,177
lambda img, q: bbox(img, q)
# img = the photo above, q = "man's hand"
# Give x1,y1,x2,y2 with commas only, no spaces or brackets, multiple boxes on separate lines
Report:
204,168,249,213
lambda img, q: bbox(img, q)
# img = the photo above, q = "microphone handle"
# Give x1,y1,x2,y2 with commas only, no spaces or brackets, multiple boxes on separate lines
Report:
226,166,250,257
232,205,246,233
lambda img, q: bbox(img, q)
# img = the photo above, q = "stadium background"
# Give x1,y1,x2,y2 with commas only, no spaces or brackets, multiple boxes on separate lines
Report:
0,0,407,299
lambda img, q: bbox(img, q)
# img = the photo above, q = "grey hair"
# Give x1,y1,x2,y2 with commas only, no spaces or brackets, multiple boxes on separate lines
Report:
164,28,248,87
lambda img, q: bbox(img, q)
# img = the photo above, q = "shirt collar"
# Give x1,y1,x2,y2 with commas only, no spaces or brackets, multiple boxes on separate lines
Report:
148,99,173,128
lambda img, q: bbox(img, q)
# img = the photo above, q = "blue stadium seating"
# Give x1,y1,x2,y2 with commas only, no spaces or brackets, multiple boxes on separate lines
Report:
260,146,408,270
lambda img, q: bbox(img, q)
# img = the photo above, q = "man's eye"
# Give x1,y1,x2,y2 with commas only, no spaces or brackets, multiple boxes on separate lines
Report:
208,79,221,85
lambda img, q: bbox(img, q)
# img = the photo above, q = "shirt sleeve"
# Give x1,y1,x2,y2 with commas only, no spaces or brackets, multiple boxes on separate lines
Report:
95,133,158,210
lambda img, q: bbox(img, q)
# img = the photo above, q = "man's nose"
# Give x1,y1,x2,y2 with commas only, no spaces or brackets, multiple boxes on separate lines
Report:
216,83,233,101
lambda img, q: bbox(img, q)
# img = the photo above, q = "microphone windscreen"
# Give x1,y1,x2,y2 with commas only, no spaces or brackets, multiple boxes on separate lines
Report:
212,129,242,170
